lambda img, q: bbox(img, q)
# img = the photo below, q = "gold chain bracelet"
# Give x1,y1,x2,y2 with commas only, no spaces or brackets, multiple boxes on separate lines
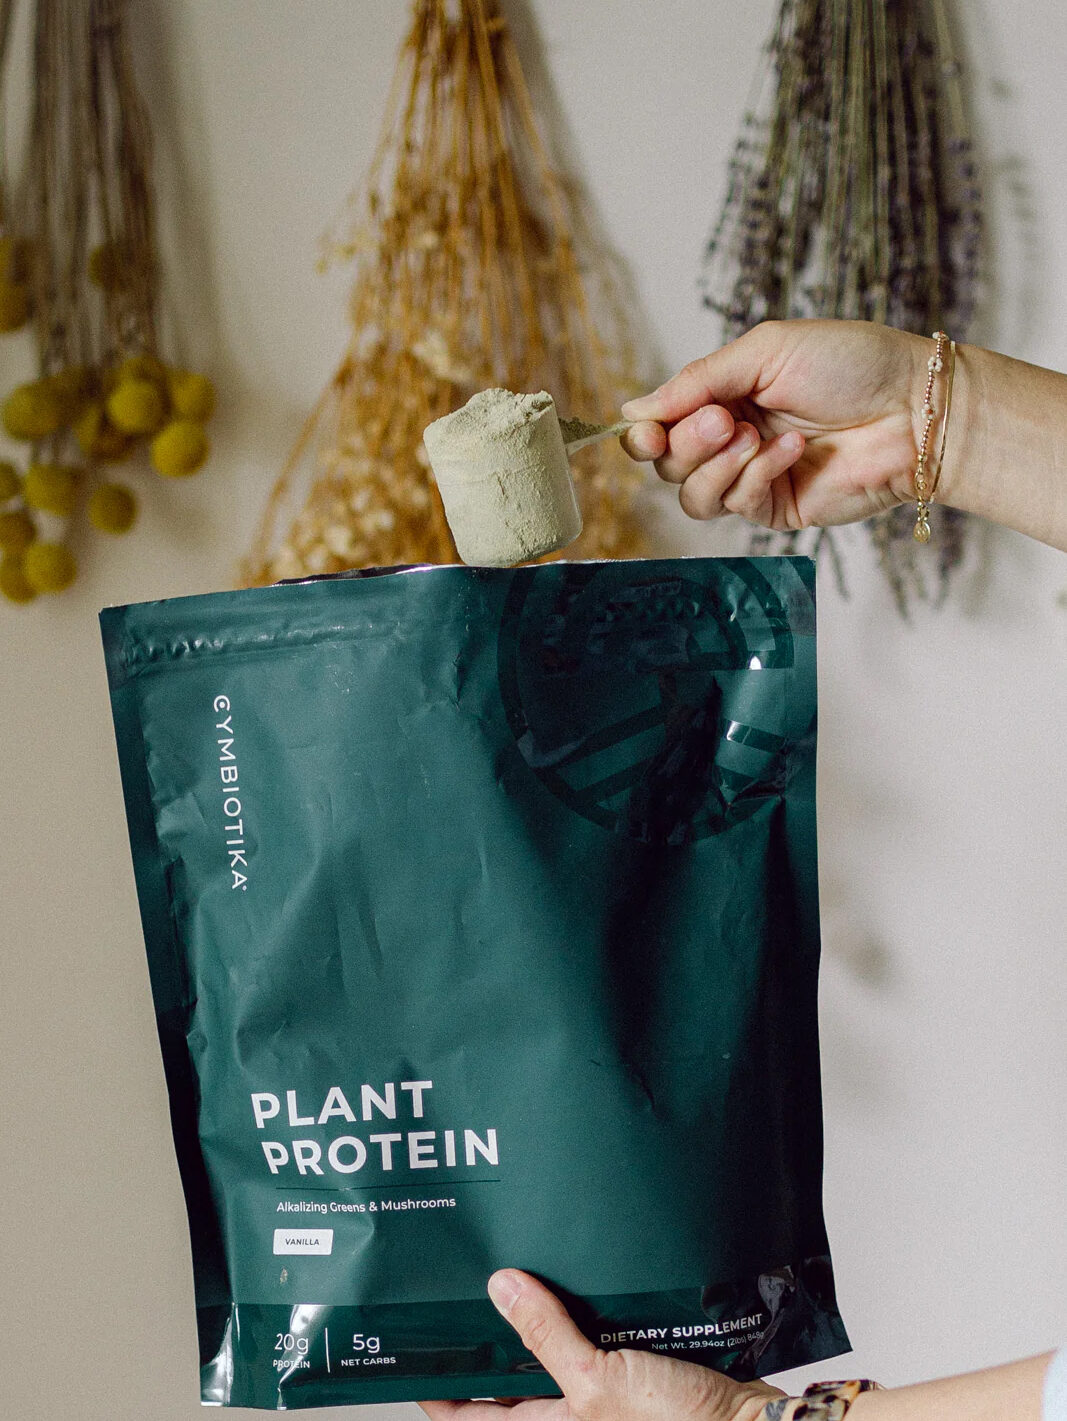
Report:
913,330,957,543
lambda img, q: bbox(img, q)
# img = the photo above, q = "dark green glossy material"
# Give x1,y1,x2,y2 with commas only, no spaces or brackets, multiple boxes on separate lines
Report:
101,558,848,1409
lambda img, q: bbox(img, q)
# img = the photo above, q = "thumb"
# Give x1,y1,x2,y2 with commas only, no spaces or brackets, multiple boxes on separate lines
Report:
621,323,779,425
488,1270,599,1396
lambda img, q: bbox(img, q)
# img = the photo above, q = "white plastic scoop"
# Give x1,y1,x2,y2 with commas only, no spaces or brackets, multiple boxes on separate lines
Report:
422,389,632,567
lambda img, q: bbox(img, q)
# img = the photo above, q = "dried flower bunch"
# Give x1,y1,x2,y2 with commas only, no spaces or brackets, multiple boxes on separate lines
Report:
0,0,216,605
244,0,646,586
701,0,982,613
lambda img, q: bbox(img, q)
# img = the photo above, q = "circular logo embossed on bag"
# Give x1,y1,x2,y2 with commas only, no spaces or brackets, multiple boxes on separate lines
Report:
497,560,813,844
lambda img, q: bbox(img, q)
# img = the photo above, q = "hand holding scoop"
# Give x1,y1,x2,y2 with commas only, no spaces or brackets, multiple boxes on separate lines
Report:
422,389,632,567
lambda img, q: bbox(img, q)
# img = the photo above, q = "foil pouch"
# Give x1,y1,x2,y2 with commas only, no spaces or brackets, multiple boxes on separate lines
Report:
100,557,849,1408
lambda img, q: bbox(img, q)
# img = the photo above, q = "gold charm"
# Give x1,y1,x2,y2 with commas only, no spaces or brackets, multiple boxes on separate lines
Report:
914,511,931,543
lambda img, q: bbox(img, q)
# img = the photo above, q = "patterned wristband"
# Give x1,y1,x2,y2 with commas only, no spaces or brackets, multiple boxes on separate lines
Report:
762,1378,882,1421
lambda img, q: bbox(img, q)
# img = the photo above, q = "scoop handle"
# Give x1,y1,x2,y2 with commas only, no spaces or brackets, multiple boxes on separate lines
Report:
560,417,633,456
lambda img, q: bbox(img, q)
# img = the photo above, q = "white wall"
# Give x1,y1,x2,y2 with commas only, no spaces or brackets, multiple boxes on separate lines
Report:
2,3,1065,1418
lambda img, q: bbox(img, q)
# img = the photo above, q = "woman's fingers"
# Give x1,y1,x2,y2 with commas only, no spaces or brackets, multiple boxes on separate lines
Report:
425,1269,786,1421
421,1400,561,1421
621,324,776,425
623,399,806,527
422,1272,594,1421
422,1403,508,1421
619,419,667,462
653,405,738,483
720,431,805,524
676,423,761,517
486,1270,598,1401
680,428,805,523
621,407,736,478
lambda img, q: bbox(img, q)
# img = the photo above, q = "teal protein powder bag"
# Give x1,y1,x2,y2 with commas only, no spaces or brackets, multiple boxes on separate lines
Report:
101,557,849,1409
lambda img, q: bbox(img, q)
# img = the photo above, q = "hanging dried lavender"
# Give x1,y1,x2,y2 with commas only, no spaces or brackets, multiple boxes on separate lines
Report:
701,0,981,614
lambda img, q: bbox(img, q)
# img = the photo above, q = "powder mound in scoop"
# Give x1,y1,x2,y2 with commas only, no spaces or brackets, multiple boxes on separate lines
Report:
430,388,555,450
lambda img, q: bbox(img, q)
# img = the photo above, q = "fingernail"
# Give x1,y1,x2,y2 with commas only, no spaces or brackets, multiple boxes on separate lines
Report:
782,431,804,453
487,1270,522,1317
620,390,660,418
697,407,730,440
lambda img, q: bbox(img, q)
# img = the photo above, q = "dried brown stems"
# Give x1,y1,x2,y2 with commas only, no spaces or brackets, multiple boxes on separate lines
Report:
29,0,158,371
244,0,646,586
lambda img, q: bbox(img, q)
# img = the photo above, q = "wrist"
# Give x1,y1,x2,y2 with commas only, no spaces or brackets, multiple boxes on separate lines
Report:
941,344,1067,549
848,1390,882,1421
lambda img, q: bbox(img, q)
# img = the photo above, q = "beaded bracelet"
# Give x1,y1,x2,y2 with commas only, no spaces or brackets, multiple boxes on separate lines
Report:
913,330,957,543
761,1377,882,1421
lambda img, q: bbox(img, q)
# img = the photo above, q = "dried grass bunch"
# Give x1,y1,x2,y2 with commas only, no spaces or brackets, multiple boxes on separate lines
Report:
701,0,982,613
245,0,647,586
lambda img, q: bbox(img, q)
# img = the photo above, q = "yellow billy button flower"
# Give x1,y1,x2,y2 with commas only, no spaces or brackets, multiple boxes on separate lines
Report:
73,403,132,462
151,419,209,477
0,553,36,604
168,370,216,422
107,378,167,436
0,235,33,282
88,240,128,292
23,541,76,593
88,482,137,534
0,460,21,502
116,353,168,387
0,280,30,332
0,508,36,553
2,380,65,440
47,365,93,415
23,462,80,517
